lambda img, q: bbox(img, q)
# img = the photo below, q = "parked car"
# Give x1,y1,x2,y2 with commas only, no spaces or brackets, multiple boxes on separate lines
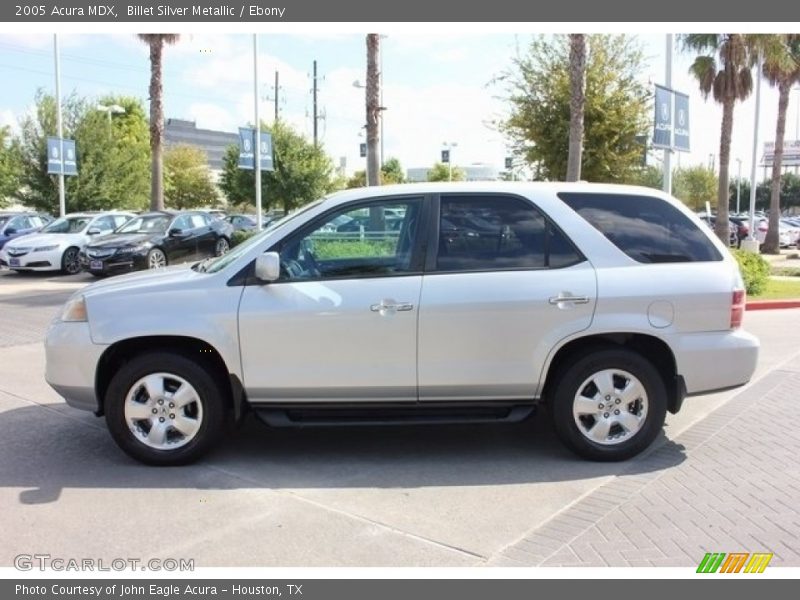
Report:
779,219,800,247
698,214,737,247
0,212,133,274
205,209,227,221
79,210,234,276
45,183,759,465
224,214,272,232
728,216,750,246
0,212,51,250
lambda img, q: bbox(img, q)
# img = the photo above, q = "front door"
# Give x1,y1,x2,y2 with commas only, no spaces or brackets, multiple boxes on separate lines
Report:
238,195,427,403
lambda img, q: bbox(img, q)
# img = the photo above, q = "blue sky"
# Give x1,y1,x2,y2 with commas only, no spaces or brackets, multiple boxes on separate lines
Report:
0,32,789,180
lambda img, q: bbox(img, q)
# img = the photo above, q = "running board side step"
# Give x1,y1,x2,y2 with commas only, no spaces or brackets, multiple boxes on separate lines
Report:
254,404,536,428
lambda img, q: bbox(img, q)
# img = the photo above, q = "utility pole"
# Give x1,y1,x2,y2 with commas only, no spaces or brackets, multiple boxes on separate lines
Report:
312,60,318,147
663,33,673,195
253,34,262,232
274,71,279,122
54,34,65,217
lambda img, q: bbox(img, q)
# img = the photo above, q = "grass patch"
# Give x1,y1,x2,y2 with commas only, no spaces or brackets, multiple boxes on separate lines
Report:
771,265,800,277
751,277,800,299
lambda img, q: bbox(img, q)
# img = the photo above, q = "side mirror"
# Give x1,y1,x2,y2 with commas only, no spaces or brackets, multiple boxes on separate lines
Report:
87,227,101,235
169,228,184,237
254,252,281,282
4,228,16,235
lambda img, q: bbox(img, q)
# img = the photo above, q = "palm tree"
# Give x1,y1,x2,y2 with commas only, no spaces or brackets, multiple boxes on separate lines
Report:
762,35,800,254
566,34,586,182
682,34,753,244
365,34,381,187
137,34,180,211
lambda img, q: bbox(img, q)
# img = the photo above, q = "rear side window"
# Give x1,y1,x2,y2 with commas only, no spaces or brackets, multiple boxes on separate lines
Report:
558,192,722,263
435,195,583,272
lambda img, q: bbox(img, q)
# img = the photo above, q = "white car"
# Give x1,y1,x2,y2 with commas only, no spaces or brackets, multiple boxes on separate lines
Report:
1,212,134,275
45,183,759,465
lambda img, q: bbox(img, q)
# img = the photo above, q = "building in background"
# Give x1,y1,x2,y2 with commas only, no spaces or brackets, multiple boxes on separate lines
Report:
164,118,238,181
406,163,500,182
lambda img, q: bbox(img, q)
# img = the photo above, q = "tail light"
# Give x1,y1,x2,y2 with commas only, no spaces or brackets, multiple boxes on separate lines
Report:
731,289,746,329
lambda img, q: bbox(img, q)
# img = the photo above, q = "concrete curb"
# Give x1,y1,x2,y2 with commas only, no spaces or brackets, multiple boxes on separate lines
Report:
747,299,800,310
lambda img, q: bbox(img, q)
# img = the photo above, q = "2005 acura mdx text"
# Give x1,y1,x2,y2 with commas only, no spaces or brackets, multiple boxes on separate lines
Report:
45,183,760,465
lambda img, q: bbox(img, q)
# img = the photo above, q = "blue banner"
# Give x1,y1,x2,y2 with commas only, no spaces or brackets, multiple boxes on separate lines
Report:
237,128,274,171
673,91,690,152
653,85,672,149
46,137,77,176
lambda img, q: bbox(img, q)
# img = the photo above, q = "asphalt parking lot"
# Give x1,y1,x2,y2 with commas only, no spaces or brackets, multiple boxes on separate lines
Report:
1,268,799,567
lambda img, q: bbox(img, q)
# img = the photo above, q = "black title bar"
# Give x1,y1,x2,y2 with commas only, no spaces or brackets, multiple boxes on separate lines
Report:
1,0,795,22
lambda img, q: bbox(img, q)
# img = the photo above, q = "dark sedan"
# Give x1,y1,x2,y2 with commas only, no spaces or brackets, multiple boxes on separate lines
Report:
80,210,233,276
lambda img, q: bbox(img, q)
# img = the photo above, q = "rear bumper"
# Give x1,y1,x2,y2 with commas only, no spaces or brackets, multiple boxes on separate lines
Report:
45,320,107,413
673,328,760,395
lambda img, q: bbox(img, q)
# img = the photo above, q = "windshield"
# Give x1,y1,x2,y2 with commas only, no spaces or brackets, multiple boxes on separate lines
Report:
203,200,325,274
117,215,171,234
41,216,91,234
0,216,10,229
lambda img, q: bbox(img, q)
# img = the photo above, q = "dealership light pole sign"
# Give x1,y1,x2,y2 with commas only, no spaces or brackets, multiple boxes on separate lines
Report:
653,84,690,153
237,128,274,171
46,136,77,176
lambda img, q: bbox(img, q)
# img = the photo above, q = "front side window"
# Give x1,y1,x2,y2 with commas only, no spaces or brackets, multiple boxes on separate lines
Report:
118,215,171,234
558,192,722,263
278,198,423,281
435,195,582,272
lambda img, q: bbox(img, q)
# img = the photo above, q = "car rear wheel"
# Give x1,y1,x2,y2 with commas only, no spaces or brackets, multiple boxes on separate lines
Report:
60,247,81,275
549,348,667,461
147,248,167,269
104,352,228,465
214,237,229,256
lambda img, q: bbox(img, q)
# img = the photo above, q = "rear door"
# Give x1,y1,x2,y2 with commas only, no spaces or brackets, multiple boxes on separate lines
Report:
417,193,596,402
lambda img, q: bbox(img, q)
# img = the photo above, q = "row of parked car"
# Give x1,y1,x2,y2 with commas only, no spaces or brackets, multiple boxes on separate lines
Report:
698,212,800,248
0,209,235,277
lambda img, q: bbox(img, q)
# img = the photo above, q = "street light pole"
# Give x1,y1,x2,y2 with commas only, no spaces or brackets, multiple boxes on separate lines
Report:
736,158,742,214
443,141,457,181
743,51,764,253
254,34,263,232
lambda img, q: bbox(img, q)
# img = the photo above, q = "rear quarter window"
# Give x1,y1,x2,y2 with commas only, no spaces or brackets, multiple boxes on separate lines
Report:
558,192,722,263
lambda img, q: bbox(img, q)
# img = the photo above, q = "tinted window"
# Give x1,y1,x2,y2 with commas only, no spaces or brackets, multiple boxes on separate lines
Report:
436,195,582,272
559,193,722,263
279,198,423,281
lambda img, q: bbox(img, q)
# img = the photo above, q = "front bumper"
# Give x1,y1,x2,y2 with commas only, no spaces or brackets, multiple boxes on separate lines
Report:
4,248,62,271
80,250,147,275
673,328,760,395
45,320,108,412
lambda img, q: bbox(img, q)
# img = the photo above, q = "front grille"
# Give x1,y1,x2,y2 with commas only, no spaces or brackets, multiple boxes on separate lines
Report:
6,247,31,257
86,248,115,259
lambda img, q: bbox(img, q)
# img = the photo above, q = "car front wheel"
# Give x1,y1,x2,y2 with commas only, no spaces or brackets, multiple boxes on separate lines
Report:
61,247,81,275
104,352,228,465
147,248,167,269
549,348,667,461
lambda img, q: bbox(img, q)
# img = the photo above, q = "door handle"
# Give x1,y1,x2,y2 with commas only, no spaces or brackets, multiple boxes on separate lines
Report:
370,301,414,313
548,294,591,305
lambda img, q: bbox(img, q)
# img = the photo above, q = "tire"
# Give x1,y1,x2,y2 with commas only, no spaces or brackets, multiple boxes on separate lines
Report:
549,348,667,462
214,237,230,257
146,248,167,269
104,352,228,465
60,246,81,275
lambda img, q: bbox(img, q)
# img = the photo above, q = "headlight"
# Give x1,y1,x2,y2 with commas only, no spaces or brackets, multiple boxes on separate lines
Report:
60,295,88,322
34,245,58,252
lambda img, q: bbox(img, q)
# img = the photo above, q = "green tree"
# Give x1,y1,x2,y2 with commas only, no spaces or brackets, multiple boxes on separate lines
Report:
345,157,405,189
16,91,150,213
761,34,800,253
164,144,217,209
496,34,650,183
625,165,663,190
427,162,465,182
682,34,755,243
137,34,180,211
220,120,337,213
673,165,718,211
0,126,22,207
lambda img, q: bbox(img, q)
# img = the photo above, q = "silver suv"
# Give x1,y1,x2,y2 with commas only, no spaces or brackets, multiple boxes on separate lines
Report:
45,183,759,465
